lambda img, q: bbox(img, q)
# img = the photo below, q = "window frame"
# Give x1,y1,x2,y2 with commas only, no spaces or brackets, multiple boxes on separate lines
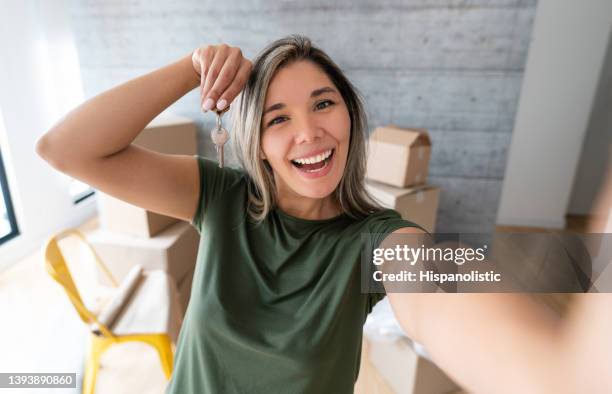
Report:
0,148,20,246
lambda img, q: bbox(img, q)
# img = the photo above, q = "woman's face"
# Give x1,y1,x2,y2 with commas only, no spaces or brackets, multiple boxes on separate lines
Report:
260,60,350,201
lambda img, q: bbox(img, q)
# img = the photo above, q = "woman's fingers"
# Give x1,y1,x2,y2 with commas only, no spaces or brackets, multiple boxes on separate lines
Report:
201,44,230,111
217,59,253,110
192,43,251,112
197,46,215,109
206,47,244,110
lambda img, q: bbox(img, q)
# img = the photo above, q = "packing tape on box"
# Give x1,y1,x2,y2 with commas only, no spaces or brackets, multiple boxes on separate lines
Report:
416,190,424,203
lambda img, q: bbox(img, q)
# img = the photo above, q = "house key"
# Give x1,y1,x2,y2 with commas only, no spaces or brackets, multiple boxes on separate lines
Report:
210,105,230,168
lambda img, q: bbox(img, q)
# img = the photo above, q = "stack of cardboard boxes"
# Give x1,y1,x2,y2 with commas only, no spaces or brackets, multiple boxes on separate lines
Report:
358,126,462,393
355,337,465,394
365,125,440,233
88,114,200,317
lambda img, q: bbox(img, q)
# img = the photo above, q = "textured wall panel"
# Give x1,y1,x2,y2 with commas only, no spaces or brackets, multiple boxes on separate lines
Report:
68,0,537,232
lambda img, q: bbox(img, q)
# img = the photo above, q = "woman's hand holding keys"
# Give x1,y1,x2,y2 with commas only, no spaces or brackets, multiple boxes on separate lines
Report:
192,44,253,112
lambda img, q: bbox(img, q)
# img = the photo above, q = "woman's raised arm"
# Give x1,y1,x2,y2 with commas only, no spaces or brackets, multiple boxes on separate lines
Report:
36,45,251,222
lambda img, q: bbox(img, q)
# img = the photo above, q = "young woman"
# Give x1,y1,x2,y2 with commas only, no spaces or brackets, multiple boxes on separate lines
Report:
37,35,570,393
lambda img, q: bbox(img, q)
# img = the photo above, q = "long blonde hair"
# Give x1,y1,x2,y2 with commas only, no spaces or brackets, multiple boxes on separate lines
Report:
231,34,385,223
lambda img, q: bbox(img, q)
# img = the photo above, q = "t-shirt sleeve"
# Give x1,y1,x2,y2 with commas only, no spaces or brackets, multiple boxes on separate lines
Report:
365,209,431,314
190,155,245,234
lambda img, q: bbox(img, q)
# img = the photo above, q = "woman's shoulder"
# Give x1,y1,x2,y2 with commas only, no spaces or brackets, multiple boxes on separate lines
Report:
351,208,429,257
357,208,402,225
195,155,246,176
191,155,249,231
358,208,428,234
194,155,250,191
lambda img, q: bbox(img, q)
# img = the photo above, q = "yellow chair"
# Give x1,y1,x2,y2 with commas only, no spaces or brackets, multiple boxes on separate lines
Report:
43,228,180,394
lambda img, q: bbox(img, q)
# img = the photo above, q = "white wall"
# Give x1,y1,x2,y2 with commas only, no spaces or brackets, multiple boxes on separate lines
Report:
568,30,612,216
0,1,96,271
497,0,612,228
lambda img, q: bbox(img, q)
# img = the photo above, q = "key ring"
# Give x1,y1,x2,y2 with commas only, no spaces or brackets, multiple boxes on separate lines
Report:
212,105,229,137
214,105,230,122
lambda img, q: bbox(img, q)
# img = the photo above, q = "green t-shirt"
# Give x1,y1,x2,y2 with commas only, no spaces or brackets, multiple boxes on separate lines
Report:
165,156,423,394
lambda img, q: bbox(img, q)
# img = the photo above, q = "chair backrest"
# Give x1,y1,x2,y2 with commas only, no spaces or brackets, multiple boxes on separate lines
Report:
42,228,119,337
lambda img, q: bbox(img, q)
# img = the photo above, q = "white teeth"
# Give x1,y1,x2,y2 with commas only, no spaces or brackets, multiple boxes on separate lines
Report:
292,149,332,165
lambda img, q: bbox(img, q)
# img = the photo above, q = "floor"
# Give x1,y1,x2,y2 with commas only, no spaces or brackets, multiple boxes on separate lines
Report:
494,214,599,316
0,214,594,393
0,216,168,394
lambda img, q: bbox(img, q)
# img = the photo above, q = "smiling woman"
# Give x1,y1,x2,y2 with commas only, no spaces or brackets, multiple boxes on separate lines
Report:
36,32,426,394
165,35,427,394
258,61,350,211
230,36,380,223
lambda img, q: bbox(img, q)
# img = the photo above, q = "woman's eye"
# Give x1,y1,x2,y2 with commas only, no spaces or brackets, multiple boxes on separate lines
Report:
266,101,335,127
268,116,287,127
315,100,335,110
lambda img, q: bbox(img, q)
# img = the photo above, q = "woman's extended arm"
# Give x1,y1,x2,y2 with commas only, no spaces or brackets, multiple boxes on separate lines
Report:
383,152,612,393
383,227,565,394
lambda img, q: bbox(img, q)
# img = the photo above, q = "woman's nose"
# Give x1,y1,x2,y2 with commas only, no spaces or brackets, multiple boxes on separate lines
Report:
293,114,323,143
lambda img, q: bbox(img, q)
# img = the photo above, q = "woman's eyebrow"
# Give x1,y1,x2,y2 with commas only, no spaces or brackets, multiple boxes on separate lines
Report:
263,86,337,115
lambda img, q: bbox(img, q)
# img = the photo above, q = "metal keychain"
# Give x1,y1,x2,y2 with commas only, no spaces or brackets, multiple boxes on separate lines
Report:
210,105,230,168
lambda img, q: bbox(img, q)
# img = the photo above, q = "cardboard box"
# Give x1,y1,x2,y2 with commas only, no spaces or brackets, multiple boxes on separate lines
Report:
354,338,396,394
133,113,198,156
367,126,431,188
366,179,440,233
97,192,181,238
177,264,196,316
365,336,462,394
96,113,198,238
87,220,199,296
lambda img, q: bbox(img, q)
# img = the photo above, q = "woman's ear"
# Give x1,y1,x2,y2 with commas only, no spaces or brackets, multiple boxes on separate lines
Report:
260,150,266,160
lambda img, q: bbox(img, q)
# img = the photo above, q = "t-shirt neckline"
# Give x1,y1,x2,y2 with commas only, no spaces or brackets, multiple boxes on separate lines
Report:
274,206,349,224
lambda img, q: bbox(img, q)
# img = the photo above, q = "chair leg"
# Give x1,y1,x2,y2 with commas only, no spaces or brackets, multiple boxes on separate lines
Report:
83,335,112,394
82,354,98,394
155,335,174,379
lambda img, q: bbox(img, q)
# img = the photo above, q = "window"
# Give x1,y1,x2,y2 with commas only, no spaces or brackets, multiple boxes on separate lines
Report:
70,179,95,204
0,146,19,245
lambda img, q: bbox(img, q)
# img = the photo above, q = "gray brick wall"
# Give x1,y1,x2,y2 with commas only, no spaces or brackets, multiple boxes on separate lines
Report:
68,0,537,232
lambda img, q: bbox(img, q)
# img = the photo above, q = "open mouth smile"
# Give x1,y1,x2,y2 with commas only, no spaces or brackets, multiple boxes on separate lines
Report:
289,148,335,178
